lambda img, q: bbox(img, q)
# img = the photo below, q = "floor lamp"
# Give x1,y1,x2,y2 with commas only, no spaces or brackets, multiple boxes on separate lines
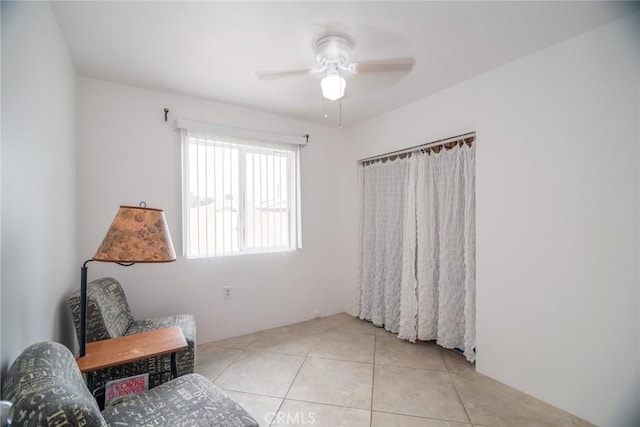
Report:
79,203,176,357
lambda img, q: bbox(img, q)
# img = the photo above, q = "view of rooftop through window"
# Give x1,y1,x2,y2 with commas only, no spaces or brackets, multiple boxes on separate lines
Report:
184,132,300,257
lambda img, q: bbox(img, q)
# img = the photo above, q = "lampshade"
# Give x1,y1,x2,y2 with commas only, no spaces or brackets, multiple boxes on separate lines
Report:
93,205,176,263
320,72,346,101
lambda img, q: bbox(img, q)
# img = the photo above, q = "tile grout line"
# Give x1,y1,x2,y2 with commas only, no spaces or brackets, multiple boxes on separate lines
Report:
370,334,376,427
281,396,373,412
446,363,473,425
439,348,475,425
198,345,247,383
219,387,283,401
373,408,475,424
270,342,311,426
282,322,376,424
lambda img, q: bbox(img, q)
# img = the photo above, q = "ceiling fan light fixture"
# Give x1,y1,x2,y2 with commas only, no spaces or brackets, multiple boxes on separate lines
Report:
320,72,346,101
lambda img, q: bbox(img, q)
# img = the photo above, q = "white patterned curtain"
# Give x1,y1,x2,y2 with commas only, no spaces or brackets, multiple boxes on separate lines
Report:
356,157,410,332
356,143,476,362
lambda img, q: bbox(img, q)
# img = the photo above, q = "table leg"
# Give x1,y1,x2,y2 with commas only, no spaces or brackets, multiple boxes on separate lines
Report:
171,352,178,379
87,371,94,396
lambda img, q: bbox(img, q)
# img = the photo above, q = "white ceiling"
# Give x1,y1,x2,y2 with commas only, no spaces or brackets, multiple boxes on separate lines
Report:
51,1,638,129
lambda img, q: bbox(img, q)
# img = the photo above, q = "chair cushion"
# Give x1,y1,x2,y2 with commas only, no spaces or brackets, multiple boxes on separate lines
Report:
2,342,107,426
101,373,259,427
69,277,134,342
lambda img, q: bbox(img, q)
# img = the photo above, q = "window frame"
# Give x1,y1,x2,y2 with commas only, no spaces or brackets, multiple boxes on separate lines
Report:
181,128,302,258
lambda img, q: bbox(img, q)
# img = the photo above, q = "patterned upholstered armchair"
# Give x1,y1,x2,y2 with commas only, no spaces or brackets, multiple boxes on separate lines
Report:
2,342,258,426
68,277,195,397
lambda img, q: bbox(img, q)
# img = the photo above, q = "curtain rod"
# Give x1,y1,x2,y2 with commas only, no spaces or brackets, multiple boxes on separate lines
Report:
174,118,309,146
359,132,475,164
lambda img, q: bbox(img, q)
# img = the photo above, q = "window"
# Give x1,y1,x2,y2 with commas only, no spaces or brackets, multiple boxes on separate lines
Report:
181,125,302,257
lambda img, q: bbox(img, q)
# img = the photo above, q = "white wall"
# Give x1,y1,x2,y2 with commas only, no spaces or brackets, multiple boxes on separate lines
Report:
1,0,3,363
0,1,77,373
341,13,640,427
637,32,640,426
77,78,346,345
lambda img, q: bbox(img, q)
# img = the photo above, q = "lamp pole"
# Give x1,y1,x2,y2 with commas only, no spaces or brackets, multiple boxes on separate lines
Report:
79,259,92,357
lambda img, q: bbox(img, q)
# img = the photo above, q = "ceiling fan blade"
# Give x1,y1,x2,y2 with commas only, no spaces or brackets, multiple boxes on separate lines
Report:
352,58,415,73
255,68,314,80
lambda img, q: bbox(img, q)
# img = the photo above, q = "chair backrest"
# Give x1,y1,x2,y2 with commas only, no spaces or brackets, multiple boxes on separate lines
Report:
2,342,107,426
69,277,134,342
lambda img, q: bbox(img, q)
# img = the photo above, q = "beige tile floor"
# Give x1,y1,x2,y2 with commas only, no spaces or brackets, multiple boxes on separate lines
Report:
196,313,593,427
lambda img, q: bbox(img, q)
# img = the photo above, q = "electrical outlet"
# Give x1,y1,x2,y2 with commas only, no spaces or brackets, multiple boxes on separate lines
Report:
223,286,232,300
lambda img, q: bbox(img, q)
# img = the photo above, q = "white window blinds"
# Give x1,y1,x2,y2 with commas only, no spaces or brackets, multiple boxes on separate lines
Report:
179,122,303,257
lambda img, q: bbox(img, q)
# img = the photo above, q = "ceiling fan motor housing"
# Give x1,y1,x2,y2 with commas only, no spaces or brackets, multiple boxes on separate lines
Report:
316,35,352,68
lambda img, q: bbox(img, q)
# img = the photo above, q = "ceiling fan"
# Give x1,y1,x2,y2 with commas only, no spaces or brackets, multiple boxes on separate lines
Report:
256,34,415,101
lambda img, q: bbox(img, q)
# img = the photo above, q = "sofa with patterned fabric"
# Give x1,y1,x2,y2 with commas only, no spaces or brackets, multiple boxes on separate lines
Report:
2,341,258,426
68,277,195,396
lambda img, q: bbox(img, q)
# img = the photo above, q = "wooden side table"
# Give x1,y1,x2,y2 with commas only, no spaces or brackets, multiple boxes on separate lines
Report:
76,326,187,403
